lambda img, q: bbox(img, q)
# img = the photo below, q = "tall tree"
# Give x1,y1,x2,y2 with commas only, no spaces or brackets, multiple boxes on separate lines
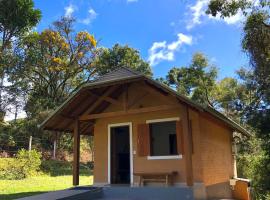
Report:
0,0,41,121
12,17,97,116
207,1,270,198
93,44,152,76
166,52,218,106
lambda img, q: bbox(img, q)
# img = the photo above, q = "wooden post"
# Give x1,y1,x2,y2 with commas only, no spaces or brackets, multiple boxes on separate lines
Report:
233,140,238,178
28,136,32,151
182,105,194,186
73,119,80,186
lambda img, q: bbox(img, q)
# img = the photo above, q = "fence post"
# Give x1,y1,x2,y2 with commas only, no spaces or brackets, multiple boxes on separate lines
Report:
53,132,57,159
28,136,32,151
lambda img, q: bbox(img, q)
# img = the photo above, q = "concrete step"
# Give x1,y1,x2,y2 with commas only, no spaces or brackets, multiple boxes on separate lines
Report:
101,186,193,200
17,186,194,200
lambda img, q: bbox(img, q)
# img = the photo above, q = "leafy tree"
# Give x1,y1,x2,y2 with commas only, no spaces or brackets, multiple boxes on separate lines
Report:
11,17,97,116
166,52,218,106
0,0,41,121
93,44,152,76
207,1,270,198
213,78,241,118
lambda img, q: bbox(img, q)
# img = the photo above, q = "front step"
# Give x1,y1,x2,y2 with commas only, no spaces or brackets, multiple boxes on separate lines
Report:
101,186,193,200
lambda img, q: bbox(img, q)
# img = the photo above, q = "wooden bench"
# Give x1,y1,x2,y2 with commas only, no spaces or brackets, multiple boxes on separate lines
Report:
134,171,178,186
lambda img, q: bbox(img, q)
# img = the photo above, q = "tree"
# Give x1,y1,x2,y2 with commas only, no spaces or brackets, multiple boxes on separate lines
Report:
214,78,241,119
166,52,218,106
93,44,152,76
207,1,270,198
0,0,41,121
12,17,97,116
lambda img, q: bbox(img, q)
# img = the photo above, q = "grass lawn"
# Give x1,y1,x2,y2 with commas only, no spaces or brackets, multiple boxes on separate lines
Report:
0,160,93,200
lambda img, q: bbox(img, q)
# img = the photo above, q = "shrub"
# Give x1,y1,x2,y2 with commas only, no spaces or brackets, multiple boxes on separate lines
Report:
0,149,41,180
41,160,92,176
0,158,25,180
41,160,72,176
17,149,42,177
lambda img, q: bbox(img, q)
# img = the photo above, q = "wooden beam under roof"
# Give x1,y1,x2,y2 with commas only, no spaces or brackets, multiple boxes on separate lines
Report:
79,104,179,121
81,85,118,116
86,90,122,107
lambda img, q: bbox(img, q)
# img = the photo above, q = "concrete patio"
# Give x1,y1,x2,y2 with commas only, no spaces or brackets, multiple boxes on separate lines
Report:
16,186,193,200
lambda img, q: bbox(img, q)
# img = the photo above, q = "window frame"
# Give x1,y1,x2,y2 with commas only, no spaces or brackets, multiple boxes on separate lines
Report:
146,117,183,160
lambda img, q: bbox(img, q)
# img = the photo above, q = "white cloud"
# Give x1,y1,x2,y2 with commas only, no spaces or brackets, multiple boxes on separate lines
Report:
127,0,138,3
81,8,98,25
64,4,76,18
186,0,247,29
148,33,193,66
223,11,245,24
186,0,208,29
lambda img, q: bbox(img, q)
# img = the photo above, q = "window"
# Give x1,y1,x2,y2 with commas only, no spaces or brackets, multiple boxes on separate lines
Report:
149,121,178,156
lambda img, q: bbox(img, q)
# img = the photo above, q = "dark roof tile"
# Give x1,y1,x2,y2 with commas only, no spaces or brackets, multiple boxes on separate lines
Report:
94,67,141,83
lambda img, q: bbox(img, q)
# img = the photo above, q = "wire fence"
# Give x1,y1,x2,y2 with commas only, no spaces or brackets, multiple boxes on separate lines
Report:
0,134,60,158
0,133,94,162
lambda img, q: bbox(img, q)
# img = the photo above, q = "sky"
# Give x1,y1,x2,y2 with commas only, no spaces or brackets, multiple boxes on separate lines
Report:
5,0,251,120
34,0,249,79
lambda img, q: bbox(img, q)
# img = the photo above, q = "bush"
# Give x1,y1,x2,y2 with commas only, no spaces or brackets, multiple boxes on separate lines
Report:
41,160,93,176
0,149,41,180
17,149,42,177
41,160,72,176
0,158,24,180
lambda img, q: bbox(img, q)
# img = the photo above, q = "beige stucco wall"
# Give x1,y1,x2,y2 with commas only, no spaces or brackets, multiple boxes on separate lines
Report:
93,83,190,184
199,114,234,199
92,82,234,199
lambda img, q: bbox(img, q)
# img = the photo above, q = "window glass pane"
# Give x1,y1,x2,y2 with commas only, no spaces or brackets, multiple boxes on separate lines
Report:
150,121,178,156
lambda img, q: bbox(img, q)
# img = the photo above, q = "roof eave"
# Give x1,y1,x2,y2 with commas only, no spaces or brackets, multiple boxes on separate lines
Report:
40,73,251,137
142,75,251,137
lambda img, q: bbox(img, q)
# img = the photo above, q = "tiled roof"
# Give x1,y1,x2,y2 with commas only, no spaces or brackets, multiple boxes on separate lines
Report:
94,67,142,83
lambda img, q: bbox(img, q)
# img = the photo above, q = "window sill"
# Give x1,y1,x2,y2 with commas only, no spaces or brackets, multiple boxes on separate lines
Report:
147,155,182,160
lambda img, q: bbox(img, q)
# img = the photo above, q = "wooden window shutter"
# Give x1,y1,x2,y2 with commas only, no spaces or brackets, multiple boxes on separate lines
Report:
176,120,184,154
137,123,150,157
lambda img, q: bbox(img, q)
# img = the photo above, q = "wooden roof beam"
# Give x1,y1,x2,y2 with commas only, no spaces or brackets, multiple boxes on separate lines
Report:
79,104,179,121
87,90,122,107
82,85,118,116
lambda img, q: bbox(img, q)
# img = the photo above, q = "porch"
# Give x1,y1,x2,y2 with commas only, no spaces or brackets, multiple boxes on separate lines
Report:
17,186,193,200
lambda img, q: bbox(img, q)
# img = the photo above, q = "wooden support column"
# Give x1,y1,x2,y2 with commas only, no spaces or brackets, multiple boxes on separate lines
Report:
73,119,80,186
182,105,194,186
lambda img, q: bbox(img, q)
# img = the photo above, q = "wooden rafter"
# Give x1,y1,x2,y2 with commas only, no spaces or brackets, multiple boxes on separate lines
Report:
79,104,179,121
136,82,173,104
82,86,118,116
87,90,122,106
80,122,94,135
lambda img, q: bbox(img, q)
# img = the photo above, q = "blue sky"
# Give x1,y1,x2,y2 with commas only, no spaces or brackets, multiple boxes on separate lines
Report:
34,0,248,79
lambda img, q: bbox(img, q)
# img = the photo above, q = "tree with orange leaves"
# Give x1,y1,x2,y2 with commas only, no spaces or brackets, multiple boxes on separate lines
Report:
11,17,97,116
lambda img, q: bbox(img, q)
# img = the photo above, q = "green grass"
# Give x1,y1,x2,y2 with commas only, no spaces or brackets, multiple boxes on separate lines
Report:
0,160,93,200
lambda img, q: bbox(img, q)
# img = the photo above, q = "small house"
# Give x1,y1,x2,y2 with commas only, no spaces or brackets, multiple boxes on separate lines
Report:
41,67,250,199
